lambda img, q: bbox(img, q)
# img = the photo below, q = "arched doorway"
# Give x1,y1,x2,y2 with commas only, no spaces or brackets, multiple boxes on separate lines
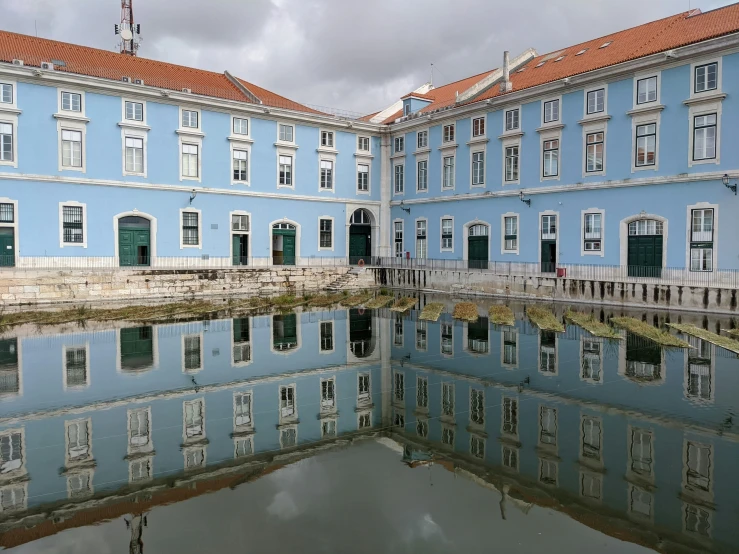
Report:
118,216,152,267
272,222,296,266
627,219,664,278
467,224,489,269
349,209,372,265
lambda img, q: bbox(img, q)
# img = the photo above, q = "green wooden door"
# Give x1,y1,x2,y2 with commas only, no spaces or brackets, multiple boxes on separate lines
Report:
349,233,370,264
628,235,663,278
0,228,14,267
282,234,296,266
541,239,556,273
468,237,488,269
119,229,150,267
232,235,248,266
120,326,154,371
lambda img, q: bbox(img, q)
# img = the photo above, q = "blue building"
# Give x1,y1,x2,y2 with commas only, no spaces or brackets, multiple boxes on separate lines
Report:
1,5,739,276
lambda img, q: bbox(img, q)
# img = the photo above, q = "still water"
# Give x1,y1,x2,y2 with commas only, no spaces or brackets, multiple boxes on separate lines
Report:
0,304,736,553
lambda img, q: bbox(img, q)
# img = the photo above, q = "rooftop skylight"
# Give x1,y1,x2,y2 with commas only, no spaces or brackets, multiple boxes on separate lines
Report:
535,61,546,67
555,56,565,62
599,41,612,49
576,49,588,55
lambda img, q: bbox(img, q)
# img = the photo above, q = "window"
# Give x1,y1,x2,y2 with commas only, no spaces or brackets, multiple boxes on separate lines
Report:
694,62,718,93
61,91,81,112
394,315,403,346
233,117,249,135
320,160,334,189
235,438,253,458
322,419,337,437
357,163,369,192
417,130,428,149
233,149,248,182
472,117,485,137
358,412,371,429
585,132,604,172
416,376,428,408
321,131,334,148
0,432,22,474
470,389,484,425
470,436,485,459
442,426,455,446
125,137,144,173
503,329,517,365
62,205,84,244
504,216,518,251
280,385,296,419
129,409,151,448
61,130,82,167
179,109,199,129
503,446,518,470
394,221,403,257
403,103,410,116
685,441,712,493
0,123,13,162
393,410,405,429
691,208,714,272
443,156,455,189
505,145,519,182
505,108,519,131
0,203,12,223
394,164,404,194
319,218,332,249
543,99,559,123
629,219,663,236
182,211,199,246
502,397,518,435
66,420,91,462
472,152,485,185
0,83,12,104
637,76,657,104
394,136,404,153
539,406,557,446
685,504,711,537
441,218,453,250
635,123,656,166
416,418,428,438
693,114,717,161
417,160,428,191
125,101,143,121
542,215,556,239
393,371,404,402
582,416,602,462
321,378,336,410
181,143,199,177
543,139,559,177
441,323,453,355
540,459,558,485
630,428,653,477
584,213,602,252
358,373,370,402
320,322,334,352
65,347,87,387
279,124,294,142
586,88,605,114
416,320,427,351
279,155,293,186
442,383,454,417
357,136,370,151
184,335,201,372
416,220,427,259
443,124,455,143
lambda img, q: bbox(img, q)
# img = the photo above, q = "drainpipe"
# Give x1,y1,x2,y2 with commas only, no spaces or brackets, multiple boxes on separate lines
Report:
379,128,392,259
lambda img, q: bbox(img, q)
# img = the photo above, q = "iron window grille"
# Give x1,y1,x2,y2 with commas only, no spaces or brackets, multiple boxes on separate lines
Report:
0,203,14,223
319,219,332,248
182,212,199,245
62,206,84,243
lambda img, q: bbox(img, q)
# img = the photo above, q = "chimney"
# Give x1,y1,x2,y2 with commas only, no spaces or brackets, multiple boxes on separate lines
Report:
500,51,513,93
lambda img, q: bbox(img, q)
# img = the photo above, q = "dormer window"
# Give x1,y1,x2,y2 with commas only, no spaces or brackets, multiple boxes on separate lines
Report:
404,103,410,116
555,56,565,62
321,131,334,148
182,109,198,128
61,91,81,112
695,63,718,93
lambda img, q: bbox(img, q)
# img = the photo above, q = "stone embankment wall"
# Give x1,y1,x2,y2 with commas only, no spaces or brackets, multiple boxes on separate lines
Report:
0,267,375,305
372,268,739,314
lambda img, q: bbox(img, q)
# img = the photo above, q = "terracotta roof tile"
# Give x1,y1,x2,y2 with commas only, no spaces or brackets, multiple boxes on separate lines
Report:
234,77,324,114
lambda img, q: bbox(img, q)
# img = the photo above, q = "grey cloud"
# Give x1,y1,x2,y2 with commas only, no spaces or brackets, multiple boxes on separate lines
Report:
1,0,733,113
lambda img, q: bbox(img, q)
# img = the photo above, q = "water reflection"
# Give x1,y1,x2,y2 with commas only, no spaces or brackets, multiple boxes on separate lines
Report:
0,304,737,552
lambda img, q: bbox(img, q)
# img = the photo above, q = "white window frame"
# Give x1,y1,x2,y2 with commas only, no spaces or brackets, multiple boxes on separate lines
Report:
59,89,85,115
583,84,607,118
64,418,93,466
540,128,561,181
356,160,370,194
541,97,561,125
415,217,428,259
500,212,520,255
501,136,521,185
442,123,455,144
686,202,718,272
416,129,429,151
440,215,454,253
320,129,335,149
471,115,486,139
179,107,201,130
127,406,153,455
394,135,405,154
179,207,202,249
122,98,146,125
179,137,202,182
357,372,371,404
633,73,661,108
631,113,660,172
230,143,251,186
394,218,404,258
318,156,336,192
58,201,88,248
58,121,86,173
581,208,605,257
318,216,334,252
442,153,455,190
688,102,721,167
230,314,253,368
582,122,606,177
121,130,147,177
502,105,522,134
62,343,90,389
470,147,485,188
277,123,295,144
277,148,296,189
231,115,250,137
580,413,603,468
393,162,405,195
0,81,18,168
0,81,15,108
690,58,722,99
183,398,206,442
181,331,204,374
357,135,371,153
416,156,429,193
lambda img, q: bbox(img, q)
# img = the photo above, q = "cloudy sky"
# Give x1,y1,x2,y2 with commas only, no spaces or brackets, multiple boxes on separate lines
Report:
1,0,733,115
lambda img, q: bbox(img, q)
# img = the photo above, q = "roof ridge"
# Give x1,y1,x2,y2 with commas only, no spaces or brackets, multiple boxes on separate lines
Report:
632,10,693,57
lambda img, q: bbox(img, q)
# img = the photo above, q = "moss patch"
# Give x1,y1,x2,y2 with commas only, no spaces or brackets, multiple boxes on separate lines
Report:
365,295,394,309
724,328,739,338
488,305,515,326
419,302,445,322
611,317,690,348
390,297,418,313
668,323,739,354
307,293,345,307
527,306,564,332
341,292,374,308
565,311,621,339
453,302,479,322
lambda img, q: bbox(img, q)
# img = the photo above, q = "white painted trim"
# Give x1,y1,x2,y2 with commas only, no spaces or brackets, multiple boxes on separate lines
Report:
57,119,87,174
625,424,655,487
179,207,202,250
178,105,202,132
319,319,335,354
230,316,254,368
183,444,207,471
617,337,666,386
114,325,160,374
62,343,90,390
462,219,491,264
441,151,456,191
270,314,302,356
687,99,722,168
279,424,298,448
181,331,205,374
581,119,607,178
500,395,519,440
470,114,487,141
392,316,404,349
318,154,337,193
0,106,18,169
229,210,251,267
632,70,661,110
580,208,605,258
58,200,88,249
619,213,668,268
58,87,86,117
685,202,718,271
66,467,95,499
269,218,301,266
178,135,202,183
113,210,158,264
230,140,251,186
439,215,454,253
415,128,430,151
537,210,560,268
469,142,486,189
318,215,335,252
500,212,520,256
121,126,148,177
0,335,22,400
579,413,604,470
501,135,521,186
689,56,723,100
128,456,154,484
441,122,456,145
413,216,428,259
121,97,147,127
681,438,714,505
276,146,296,190
539,127,561,182
356,158,371,195
683,340,715,404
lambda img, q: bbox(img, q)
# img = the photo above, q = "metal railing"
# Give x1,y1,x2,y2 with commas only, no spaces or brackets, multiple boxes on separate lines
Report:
373,257,739,288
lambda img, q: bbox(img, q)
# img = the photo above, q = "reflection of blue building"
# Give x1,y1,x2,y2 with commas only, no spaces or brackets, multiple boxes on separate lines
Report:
0,308,737,552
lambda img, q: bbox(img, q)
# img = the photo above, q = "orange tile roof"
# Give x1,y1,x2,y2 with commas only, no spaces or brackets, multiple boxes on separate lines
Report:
358,111,381,122
468,5,739,105
0,30,316,113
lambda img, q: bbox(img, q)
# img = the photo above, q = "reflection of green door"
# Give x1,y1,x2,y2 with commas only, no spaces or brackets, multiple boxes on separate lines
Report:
0,338,18,369
119,229,150,267
273,314,298,350
282,234,296,266
0,228,15,267
120,326,154,371
233,317,250,342
628,235,663,278
349,225,371,264
468,237,488,269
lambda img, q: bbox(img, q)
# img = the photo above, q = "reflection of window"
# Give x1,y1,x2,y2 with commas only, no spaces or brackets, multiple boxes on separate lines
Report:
322,419,337,438
540,331,556,374
687,336,712,401
539,406,557,446
358,412,371,429
470,436,485,459
0,485,26,513
416,320,427,350
320,321,334,352
66,420,91,463
280,427,297,449
442,426,455,446
684,503,711,537
0,339,19,396
581,472,602,500
393,372,404,402
467,317,489,354
234,392,252,428
442,383,455,418
184,400,204,439
68,470,93,499
0,431,23,474
183,335,201,372
280,385,296,419
416,418,428,438
470,389,484,425
416,376,428,409
502,397,518,436
685,441,711,493
540,459,557,485
273,314,298,352
184,447,206,469
502,445,518,470
232,317,251,364
358,373,370,403
393,410,405,428
581,416,601,463
441,323,453,355
129,409,151,449
503,329,517,365
65,346,87,387
321,378,336,411
629,485,652,519
629,428,653,477
235,438,253,458
394,315,403,346
129,458,152,483
581,340,601,382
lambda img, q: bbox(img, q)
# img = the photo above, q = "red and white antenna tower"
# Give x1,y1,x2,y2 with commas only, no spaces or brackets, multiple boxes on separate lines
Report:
114,0,141,56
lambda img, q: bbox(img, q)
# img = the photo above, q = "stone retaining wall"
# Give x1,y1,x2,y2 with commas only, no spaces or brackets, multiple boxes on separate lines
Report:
0,267,375,305
372,267,739,314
